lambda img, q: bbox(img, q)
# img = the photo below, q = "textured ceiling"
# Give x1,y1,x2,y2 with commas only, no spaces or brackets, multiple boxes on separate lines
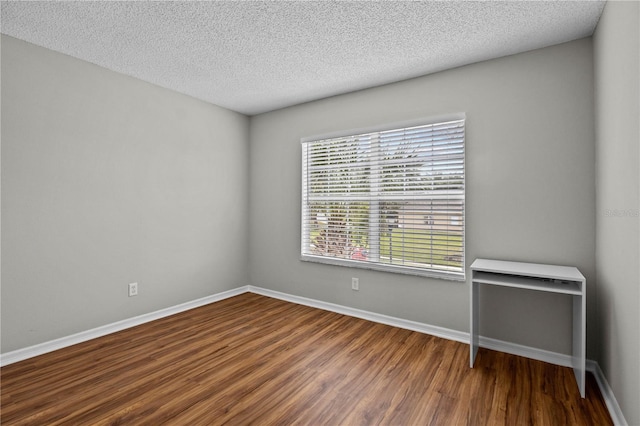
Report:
1,1,605,116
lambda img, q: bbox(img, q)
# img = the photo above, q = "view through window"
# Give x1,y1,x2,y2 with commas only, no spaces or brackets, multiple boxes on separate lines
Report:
301,118,465,280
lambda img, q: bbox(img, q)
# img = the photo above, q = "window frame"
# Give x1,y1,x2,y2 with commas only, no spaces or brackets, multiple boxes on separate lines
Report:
300,114,466,281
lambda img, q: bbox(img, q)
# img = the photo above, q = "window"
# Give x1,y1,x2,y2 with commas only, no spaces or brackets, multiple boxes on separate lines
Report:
301,117,465,280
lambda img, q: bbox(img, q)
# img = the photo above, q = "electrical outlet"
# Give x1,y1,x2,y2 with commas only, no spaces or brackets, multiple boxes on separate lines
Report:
128,282,138,297
351,277,359,291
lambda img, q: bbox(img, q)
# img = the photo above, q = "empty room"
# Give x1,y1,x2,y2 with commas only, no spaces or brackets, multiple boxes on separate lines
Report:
1,1,638,425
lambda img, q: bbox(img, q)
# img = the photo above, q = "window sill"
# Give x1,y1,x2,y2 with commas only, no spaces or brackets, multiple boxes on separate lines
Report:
300,254,466,281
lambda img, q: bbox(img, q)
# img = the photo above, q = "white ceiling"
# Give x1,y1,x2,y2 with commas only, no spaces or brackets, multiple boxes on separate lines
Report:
1,1,605,116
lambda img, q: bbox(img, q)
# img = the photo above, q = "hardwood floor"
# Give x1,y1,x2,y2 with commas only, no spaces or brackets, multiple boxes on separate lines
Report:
1,293,612,425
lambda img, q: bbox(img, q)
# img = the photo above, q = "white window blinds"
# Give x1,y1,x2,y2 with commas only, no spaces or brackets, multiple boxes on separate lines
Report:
301,118,465,280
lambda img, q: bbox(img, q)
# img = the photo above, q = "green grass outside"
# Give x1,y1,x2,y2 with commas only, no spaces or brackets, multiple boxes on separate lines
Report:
308,227,462,269
380,228,462,268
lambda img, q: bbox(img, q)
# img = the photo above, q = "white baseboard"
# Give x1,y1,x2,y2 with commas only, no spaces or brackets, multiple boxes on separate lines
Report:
0,284,625,425
247,285,470,343
249,285,573,367
248,285,624,424
477,335,573,368
0,286,249,367
587,360,628,426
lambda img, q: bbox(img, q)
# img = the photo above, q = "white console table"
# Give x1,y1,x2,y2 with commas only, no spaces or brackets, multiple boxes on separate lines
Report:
470,258,586,398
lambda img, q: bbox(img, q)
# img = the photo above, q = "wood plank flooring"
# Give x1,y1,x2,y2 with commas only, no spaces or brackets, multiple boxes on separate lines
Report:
1,293,612,425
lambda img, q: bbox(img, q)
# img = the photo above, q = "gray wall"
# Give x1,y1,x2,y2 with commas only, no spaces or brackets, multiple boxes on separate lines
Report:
594,1,640,424
249,38,596,357
2,33,599,368
1,36,250,352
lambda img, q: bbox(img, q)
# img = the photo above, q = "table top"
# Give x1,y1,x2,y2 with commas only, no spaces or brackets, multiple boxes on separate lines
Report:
470,258,585,282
